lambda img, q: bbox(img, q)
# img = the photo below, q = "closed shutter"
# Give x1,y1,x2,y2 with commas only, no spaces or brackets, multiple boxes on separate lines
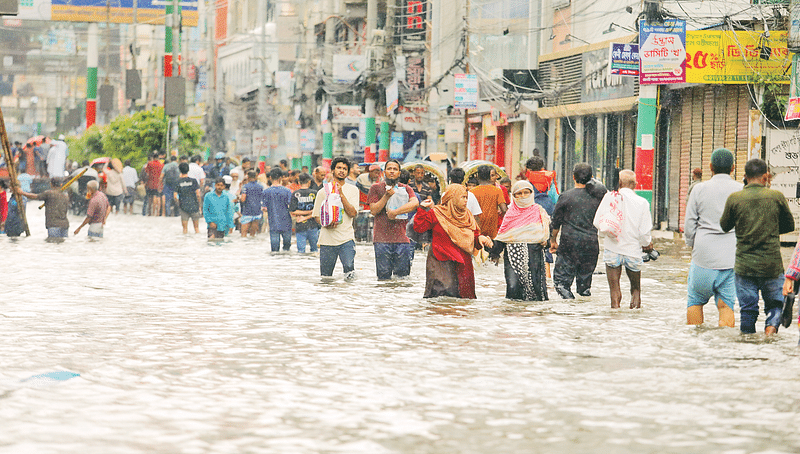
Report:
678,88,693,230
736,85,750,182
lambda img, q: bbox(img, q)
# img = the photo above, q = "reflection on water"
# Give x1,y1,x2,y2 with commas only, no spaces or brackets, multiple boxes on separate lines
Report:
2,208,800,453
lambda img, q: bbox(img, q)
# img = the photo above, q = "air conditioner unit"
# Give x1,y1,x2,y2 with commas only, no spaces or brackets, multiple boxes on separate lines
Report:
372,29,386,46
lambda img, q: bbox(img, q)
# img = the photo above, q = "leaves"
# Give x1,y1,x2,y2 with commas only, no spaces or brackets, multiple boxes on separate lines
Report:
64,107,205,169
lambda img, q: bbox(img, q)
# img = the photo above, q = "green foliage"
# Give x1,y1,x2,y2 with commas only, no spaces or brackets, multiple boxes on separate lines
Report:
761,83,800,128
64,106,205,169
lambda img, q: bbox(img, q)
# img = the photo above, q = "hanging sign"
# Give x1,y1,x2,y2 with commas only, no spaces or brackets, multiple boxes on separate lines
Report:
639,19,686,84
454,74,478,109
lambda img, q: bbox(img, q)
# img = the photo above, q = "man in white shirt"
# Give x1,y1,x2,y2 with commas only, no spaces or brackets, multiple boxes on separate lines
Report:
594,169,653,309
45,137,68,178
313,157,360,279
122,159,139,214
188,155,206,188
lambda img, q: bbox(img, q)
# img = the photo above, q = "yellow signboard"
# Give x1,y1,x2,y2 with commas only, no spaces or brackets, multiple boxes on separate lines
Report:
685,31,791,84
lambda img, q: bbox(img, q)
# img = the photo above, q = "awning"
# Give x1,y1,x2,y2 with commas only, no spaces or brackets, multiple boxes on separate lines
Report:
536,96,639,119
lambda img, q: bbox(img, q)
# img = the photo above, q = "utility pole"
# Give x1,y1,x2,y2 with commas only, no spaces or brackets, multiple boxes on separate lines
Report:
364,0,377,162
322,0,336,169
259,0,267,131
87,23,98,128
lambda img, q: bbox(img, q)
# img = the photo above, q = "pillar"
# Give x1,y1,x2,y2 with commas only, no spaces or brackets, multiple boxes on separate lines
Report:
86,23,98,128
634,85,657,206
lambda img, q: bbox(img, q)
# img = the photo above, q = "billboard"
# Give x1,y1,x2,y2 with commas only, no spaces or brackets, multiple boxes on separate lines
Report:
17,0,197,26
639,19,686,84
685,30,791,84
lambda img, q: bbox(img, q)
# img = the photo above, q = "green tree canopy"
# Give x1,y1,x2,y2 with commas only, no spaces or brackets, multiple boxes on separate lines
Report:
66,107,205,169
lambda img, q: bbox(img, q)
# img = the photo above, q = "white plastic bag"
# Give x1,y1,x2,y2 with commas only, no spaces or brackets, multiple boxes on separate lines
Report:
593,191,624,239
320,182,344,227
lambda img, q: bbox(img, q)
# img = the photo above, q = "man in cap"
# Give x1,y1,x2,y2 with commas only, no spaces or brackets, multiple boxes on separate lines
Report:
720,158,794,335
74,180,110,238
684,148,743,327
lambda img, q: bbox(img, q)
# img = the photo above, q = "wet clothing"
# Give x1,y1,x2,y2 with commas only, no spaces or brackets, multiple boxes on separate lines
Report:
240,182,265,217
551,185,605,295
86,191,109,225
5,197,25,236
413,207,481,299
736,274,784,333
105,168,125,197
719,183,794,278
490,241,548,301
144,160,163,191
0,190,7,225
596,188,652,259
262,185,292,232
203,191,234,233
46,140,68,178
684,174,742,270
367,182,416,243
290,188,320,232
312,182,360,246
470,184,505,238
38,189,70,229
176,177,201,214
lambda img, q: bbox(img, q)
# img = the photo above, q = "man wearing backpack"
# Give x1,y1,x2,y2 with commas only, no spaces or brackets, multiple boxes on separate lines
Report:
161,155,180,216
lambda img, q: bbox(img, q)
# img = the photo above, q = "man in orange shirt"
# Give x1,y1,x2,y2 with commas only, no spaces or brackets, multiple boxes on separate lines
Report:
469,165,507,238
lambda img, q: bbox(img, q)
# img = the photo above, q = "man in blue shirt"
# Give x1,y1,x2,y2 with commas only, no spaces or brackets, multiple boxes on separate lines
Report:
239,170,264,237
262,168,293,251
203,177,233,239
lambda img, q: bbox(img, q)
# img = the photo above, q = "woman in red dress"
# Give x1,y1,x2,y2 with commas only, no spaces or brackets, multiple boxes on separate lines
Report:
413,184,493,299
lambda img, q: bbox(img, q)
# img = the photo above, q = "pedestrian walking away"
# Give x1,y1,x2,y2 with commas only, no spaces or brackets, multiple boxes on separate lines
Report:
594,170,653,309
367,159,419,280
312,157,360,279
720,158,794,335
549,163,607,299
175,162,203,234
239,170,265,238
413,184,493,299
684,148,742,327
488,180,550,301
262,168,293,249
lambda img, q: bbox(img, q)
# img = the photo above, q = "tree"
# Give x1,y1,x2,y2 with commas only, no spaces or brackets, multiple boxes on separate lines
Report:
65,107,205,169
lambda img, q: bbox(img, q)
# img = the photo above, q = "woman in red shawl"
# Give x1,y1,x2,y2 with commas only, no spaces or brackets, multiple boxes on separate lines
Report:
413,184,493,299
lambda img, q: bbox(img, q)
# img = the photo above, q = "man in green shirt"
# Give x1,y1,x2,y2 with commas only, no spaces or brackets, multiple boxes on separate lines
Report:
720,158,794,335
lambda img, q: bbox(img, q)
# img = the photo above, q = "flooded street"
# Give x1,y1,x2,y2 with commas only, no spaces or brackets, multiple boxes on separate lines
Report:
3,207,800,454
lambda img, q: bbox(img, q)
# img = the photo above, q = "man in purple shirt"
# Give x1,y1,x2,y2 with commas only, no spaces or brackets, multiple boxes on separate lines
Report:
262,168,293,251
239,170,264,237
75,180,110,238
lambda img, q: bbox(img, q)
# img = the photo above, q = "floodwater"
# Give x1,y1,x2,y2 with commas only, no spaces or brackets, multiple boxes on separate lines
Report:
2,207,800,454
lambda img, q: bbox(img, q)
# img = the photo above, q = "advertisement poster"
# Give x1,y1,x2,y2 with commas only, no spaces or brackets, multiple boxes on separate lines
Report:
765,127,800,238
685,31,791,84
609,43,639,76
639,19,686,84
390,132,404,159
454,74,478,109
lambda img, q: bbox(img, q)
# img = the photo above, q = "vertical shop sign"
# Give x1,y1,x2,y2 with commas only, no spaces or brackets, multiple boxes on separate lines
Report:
405,56,425,103
639,19,686,84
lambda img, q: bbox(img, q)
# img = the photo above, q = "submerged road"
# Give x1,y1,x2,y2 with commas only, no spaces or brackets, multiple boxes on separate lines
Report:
2,208,800,453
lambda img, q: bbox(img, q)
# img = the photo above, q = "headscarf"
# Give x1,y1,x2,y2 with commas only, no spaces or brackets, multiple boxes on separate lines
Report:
495,180,550,244
433,184,479,254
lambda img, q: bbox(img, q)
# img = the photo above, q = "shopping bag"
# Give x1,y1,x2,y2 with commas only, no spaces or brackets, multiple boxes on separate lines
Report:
593,191,624,239
547,180,559,204
320,182,344,227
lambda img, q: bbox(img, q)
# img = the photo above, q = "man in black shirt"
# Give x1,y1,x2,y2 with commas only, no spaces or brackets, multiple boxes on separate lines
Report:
549,163,607,298
174,162,203,234
290,173,321,253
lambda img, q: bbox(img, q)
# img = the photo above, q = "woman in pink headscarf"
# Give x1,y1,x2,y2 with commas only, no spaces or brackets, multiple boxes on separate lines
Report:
488,180,550,300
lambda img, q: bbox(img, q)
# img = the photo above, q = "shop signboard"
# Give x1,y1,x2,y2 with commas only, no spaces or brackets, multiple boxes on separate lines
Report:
332,105,362,124
684,31,791,84
386,79,399,115
582,47,636,103
404,56,425,103
400,0,426,44
609,43,639,76
766,127,800,239
639,19,686,84
454,74,478,109
16,0,197,25
299,129,316,151
332,54,366,83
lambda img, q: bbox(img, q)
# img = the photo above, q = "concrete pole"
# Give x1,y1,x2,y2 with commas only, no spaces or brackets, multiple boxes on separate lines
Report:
379,121,389,160
259,0,267,128
364,0,377,162
87,23,98,128
634,84,657,206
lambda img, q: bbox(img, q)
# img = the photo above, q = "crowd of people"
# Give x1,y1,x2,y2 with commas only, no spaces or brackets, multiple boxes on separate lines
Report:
3,144,800,336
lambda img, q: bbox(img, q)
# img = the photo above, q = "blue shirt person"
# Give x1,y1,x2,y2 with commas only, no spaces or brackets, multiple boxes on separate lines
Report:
203,178,234,239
